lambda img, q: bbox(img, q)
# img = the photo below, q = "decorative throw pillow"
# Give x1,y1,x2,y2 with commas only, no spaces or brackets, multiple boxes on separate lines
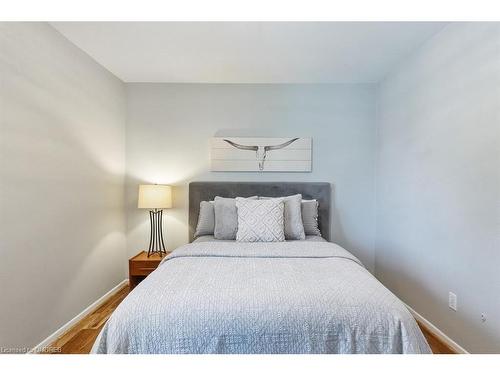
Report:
301,200,321,236
259,194,305,240
213,196,257,240
194,201,214,238
235,198,285,242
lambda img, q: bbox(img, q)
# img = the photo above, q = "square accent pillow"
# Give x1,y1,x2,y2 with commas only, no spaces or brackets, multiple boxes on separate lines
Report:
236,198,285,242
259,194,305,240
214,196,257,240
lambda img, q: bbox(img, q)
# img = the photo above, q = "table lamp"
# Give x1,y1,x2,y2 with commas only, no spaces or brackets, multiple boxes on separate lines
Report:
138,184,172,257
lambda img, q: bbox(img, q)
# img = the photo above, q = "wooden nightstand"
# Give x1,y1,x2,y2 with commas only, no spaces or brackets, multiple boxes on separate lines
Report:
129,251,171,289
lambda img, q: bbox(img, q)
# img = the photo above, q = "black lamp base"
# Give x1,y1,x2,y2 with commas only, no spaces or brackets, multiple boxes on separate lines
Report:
147,209,167,257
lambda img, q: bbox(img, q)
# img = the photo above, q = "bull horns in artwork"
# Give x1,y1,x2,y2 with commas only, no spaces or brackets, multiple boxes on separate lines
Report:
223,138,300,171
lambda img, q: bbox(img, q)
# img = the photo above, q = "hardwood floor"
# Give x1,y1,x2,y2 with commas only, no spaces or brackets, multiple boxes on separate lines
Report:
48,284,130,354
46,282,456,354
417,323,456,354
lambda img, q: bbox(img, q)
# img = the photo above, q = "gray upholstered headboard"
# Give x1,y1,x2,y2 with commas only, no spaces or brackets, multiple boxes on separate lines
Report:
189,181,331,242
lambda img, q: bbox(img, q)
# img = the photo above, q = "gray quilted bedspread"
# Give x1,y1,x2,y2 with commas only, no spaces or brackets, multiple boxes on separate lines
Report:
92,241,431,354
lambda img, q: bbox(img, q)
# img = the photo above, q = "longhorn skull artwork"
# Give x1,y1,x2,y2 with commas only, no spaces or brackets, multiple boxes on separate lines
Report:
223,138,300,171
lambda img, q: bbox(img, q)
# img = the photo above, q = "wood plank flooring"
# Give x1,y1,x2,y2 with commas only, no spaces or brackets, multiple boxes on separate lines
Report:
46,282,456,354
417,323,456,354
48,284,130,354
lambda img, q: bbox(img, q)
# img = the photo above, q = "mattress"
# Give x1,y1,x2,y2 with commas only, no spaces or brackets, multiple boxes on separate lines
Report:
92,240,431,354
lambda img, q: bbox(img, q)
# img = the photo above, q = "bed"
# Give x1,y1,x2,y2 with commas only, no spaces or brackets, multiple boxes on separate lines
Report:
92,182,431,354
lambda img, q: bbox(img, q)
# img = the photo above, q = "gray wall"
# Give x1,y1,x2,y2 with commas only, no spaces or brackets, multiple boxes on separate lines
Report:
0,23,127,349
376,23,500,353
125,84,377,271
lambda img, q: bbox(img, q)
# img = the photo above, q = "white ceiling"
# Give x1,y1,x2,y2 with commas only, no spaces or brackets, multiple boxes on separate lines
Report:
51,22,446,83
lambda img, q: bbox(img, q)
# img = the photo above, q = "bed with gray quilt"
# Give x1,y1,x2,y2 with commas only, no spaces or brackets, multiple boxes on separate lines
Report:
92,239,430,354
92,182,430,354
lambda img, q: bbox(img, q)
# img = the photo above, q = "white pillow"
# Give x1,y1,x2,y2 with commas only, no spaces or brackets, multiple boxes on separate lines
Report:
235,198,285,242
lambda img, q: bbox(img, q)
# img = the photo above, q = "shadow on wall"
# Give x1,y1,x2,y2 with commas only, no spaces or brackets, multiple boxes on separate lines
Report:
1,94,126,348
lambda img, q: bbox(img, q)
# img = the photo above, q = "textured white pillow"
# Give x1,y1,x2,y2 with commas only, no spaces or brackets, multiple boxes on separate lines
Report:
235,198,285,242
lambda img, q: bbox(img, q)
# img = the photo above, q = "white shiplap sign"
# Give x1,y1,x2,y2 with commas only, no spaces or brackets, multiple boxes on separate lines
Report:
210,137,312,172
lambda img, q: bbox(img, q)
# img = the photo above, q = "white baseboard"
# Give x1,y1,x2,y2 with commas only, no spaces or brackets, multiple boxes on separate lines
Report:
30,279,129,354
405,304,469,354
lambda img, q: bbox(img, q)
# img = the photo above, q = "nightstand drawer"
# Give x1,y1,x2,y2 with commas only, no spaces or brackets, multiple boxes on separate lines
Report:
130,262,160,276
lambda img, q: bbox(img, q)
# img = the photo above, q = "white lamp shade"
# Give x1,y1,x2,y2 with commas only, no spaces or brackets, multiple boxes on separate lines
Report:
138,185,172,209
